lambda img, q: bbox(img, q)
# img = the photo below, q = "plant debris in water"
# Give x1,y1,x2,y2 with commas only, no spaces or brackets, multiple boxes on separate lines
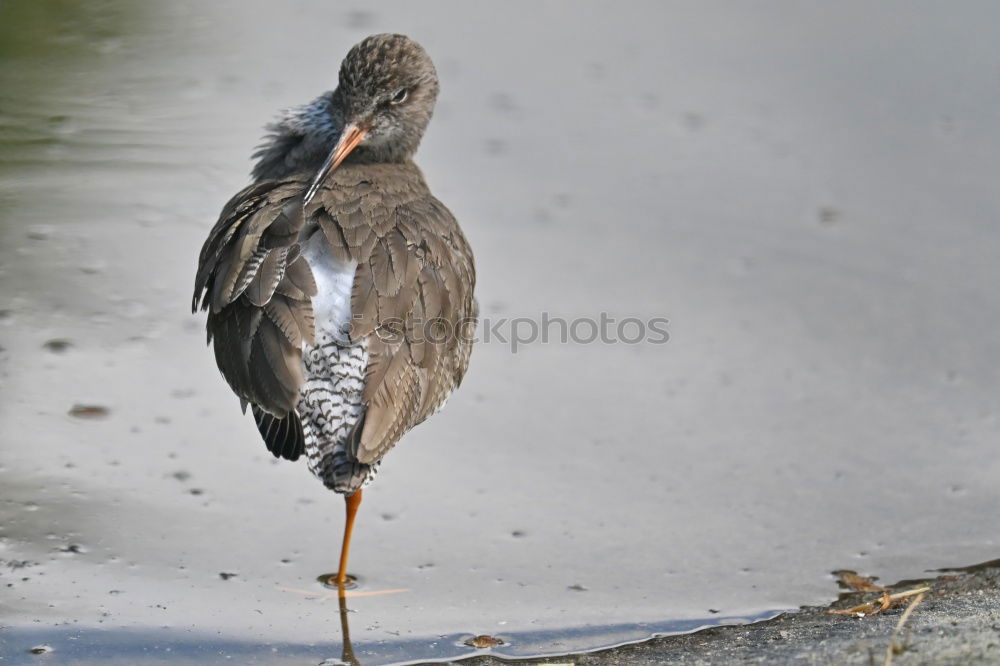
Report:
68,404,109,419
464,635,504,649
833,569,887,592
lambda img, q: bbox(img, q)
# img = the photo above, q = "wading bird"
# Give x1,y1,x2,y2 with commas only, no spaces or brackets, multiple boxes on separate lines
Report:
193,34,476,588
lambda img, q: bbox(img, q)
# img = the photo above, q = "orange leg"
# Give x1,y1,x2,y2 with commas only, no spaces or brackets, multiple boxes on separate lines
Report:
336,489,363,588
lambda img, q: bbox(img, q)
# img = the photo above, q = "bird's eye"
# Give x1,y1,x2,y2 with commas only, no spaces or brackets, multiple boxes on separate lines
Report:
390,88,409,105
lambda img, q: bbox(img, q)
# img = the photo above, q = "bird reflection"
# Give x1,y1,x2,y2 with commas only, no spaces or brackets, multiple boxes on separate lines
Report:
337,583,360,666
279,579,409,665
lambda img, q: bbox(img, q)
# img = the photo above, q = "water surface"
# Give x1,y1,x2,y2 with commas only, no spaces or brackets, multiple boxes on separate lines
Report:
2,1,999,663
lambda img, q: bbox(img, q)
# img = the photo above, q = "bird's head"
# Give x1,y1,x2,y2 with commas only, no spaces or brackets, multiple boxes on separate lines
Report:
338,33,439,158
303,34,439,202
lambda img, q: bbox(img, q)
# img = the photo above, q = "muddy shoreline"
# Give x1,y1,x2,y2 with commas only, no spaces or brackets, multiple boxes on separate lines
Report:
462,565,1000,665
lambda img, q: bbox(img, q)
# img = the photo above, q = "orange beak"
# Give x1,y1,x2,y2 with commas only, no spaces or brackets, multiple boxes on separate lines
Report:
303,122,368,205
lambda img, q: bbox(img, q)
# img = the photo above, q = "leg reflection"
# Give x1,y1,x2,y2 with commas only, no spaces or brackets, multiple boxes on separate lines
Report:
338,581,360,666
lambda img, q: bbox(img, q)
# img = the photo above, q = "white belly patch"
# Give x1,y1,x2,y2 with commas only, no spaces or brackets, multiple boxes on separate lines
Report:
301,229,357,345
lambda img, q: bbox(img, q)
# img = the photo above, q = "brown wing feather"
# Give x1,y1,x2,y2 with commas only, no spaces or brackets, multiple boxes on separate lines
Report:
193,178,314,418
312,165,476,465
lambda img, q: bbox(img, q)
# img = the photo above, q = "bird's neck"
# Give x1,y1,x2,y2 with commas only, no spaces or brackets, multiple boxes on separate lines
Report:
251,93,340,182
250,91,417,182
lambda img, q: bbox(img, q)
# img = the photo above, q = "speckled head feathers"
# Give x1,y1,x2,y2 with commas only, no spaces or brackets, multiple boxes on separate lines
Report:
339,34,438,102
336,34,440,162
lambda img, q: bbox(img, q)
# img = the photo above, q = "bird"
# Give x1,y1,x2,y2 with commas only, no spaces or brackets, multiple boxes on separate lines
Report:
192,33,476,590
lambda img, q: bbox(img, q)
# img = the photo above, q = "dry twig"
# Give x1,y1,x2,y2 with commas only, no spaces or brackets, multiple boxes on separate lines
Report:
829,586,930,617
883,591,926,666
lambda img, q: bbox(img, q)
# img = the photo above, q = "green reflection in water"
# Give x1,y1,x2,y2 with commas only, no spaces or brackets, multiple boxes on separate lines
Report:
0,0,147,245
0,0,145,161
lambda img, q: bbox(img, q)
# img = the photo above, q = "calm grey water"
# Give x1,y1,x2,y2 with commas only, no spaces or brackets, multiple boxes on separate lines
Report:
2,1,1000,664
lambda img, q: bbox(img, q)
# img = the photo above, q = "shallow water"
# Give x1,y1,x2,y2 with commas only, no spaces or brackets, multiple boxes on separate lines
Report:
2,1,1000,663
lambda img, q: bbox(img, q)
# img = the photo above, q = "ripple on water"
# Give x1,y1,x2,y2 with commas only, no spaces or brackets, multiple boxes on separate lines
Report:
318,572,358,590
